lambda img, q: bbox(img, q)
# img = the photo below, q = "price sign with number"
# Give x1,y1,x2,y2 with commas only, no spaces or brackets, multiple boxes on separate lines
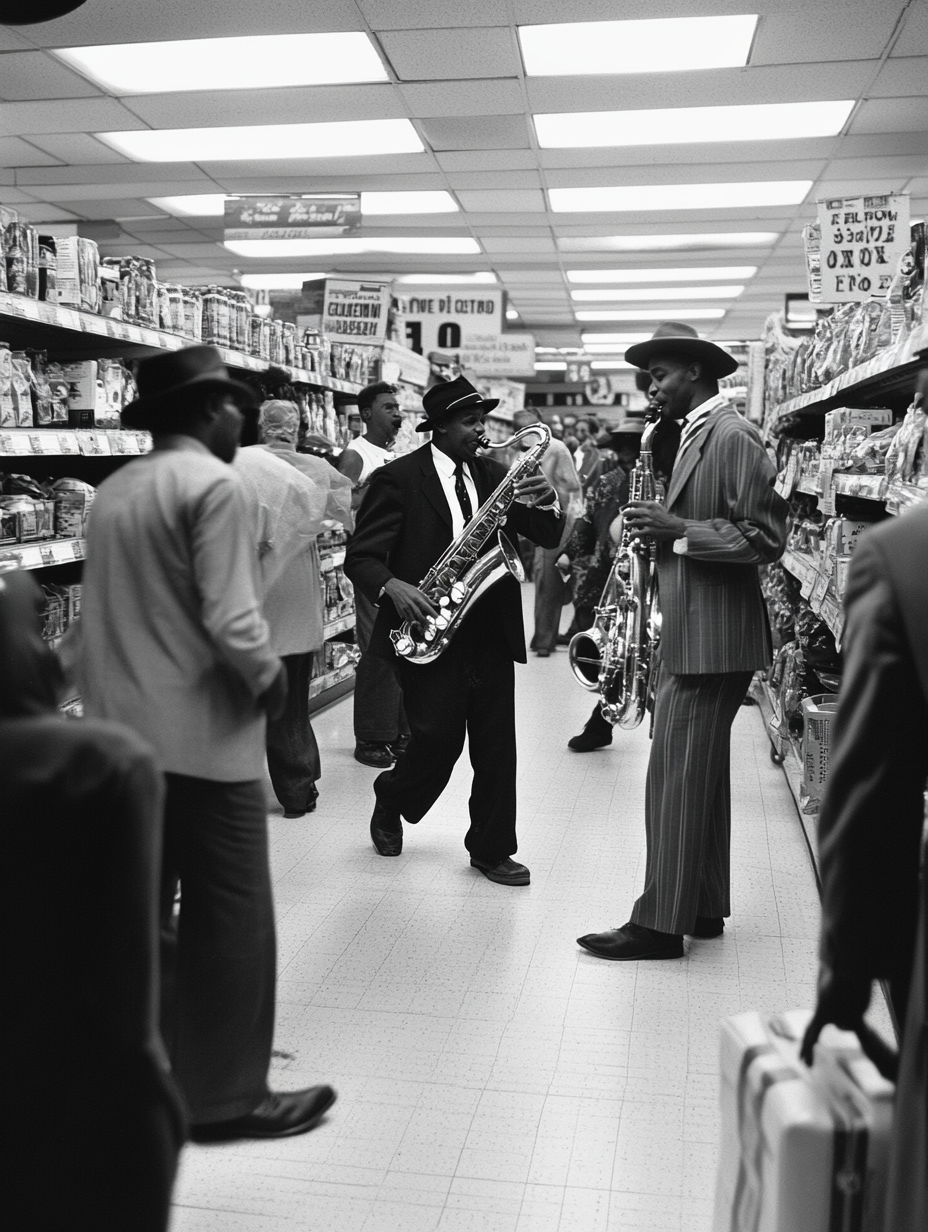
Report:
40,544,56,567
817,194,910,303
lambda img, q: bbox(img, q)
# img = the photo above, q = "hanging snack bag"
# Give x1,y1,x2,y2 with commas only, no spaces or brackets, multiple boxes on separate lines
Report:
45,361,70,425
52,477,96,538
10,352,33,427
4,221,40,297
0,341,13,426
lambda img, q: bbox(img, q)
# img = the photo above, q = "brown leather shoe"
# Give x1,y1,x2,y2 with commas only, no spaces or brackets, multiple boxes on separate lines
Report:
370,800,402,856
190,1085,336,1142
576,923,683,961
470,857,530,886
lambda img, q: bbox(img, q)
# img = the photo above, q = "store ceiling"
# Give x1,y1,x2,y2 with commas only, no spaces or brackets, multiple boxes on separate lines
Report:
1,0,926,350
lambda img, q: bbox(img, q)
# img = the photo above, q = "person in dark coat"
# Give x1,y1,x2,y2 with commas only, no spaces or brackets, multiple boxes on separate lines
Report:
801,490,928,1232
344,376,563,885
1,566,185,1232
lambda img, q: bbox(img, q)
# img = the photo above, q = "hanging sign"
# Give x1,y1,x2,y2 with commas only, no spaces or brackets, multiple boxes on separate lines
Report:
322,278,391,343
399,289,535,376
816,194,910,302
224,194,360,239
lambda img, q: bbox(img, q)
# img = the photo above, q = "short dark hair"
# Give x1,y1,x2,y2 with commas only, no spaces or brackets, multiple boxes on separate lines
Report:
357,381,398,414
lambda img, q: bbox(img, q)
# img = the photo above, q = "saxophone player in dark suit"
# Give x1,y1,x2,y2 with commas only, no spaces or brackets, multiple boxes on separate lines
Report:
344,377,563,885
578,323,789,960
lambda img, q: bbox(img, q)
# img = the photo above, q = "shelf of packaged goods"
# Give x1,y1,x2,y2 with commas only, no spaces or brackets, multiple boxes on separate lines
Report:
0,536,85,570
318,548,346,572
0,427,151,457
0,290,361,396
831,472,887,501
787,468,926,514
773,320,928,422
377,339,431,389
323,612,355,640
308,663,355,700
780,549,843,645
796,478,822,496
750,674,820,885
885,481,928,515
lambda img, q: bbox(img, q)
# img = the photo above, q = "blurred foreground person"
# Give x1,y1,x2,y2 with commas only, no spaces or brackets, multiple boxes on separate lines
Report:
2,567,184,1231
801,492,928,1232
77,347,336,1141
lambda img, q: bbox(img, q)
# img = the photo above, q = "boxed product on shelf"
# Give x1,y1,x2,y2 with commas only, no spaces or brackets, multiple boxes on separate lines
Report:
55,236,101,314
885,397,928,489
98,264,122,318
37,235,57,303
800,693,839,811
0,341,11,423
52,477,96,537
1,210,39,298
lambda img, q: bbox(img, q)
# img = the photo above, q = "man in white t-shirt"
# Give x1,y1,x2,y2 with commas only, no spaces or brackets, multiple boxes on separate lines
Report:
339,383,410,768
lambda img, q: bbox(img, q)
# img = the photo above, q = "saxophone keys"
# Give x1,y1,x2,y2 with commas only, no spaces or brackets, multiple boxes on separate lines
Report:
435,613,451,629
439,596,450,608
450,581,466,603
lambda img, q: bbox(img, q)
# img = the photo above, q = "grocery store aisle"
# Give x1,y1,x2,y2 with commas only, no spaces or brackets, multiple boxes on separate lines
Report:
169,590,821,1232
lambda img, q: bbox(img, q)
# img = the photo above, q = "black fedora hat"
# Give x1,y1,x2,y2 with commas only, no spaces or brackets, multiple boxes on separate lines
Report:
121,345,256,430
624,322,738,379
415,376,499,433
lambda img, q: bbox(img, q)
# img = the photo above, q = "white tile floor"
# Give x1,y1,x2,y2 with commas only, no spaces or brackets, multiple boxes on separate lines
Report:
170,591,825,1232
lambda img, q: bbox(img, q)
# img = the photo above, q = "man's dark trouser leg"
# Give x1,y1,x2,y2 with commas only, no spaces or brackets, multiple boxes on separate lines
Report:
630,669,753,936
376,624,518,864
160,775,276,1124
266,651,320,813
532,544,567,652
353,587,409,744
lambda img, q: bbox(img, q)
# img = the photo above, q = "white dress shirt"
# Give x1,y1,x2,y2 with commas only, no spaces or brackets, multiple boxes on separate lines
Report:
431,443,478,537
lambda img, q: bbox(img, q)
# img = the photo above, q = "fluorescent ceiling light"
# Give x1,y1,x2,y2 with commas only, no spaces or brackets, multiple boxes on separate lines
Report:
56,32,387,93
362,192,458,215
519,15,757,76
576,308,726,321
534,361,567,370
238,274,327,290
100,119,423,163
571,285,744,302
149,194,225,217
535,100,852,148
568,266,756,283
591,361,633,369
559,233,779,252
395,273,496,284
224,237,481,257
506,309,520,319
550,182,811,213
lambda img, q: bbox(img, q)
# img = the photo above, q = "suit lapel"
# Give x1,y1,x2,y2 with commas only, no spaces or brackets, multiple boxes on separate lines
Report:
418,444,453,530
666,405,729,507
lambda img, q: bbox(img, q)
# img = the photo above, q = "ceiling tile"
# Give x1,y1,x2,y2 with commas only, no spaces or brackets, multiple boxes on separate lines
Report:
36,179,219,202
751,7,901,64
892,1,928,56
360,0,505,28
64,198,167,220
456,190,547,213
0,50,103,101
12,202,81,223
0,97,148,137
870,57,928,96
379,27,519,81
399,79,524,117
123,84,406,129
543,160,826,188
16,161,210,186
24,132,133,164
202,153,437,183
21,0,364,46
826,154,928,180
435,150,539,173
444,170,542,190
849,97,928,134
418,114,530,151
0,136,62,167
498,270,568,283
481,237,557,253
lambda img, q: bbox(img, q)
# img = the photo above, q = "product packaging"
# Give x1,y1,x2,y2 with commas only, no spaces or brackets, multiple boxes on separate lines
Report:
56,236,100,313
52,477,96,537
0,341,13,426
37,235,57,303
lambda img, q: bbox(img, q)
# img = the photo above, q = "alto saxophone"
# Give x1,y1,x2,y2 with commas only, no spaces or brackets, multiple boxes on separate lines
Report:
568,404,661,729
390,422,552,665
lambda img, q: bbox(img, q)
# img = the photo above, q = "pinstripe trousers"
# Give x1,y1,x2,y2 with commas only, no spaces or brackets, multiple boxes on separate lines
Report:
630,668,754,935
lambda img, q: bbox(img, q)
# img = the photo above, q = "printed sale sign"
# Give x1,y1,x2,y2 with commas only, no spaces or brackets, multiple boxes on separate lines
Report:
400,289,535,376
816,194,910,302
322,279,391,343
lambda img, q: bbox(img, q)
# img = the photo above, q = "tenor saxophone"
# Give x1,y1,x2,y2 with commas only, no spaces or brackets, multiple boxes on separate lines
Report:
568,405,661,729
390,422,551,665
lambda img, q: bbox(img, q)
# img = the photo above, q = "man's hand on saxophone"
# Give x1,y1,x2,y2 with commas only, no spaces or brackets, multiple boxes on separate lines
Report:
623,500,687,542
514,472,556,507
382,577,440,625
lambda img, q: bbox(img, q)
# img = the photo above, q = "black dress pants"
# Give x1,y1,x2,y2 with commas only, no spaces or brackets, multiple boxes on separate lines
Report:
375,617,518,866
160,774,276,1124
266,651,321,813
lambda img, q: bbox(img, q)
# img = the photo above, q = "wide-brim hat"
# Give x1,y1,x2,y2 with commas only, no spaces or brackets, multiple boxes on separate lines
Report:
415,374,499,433
624,321,738,379
604,419,645,441
122,344,256,430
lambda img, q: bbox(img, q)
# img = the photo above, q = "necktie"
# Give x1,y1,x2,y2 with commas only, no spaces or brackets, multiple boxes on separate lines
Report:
453,460,473,523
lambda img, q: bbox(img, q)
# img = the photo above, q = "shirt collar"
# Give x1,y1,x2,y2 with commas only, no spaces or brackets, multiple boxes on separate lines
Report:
431,443,467,477
681,393,726,429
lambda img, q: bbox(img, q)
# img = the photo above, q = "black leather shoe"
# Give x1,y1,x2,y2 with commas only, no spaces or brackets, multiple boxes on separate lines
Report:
568,718,613,752
283,788,318,819
355,741,394,768
389,734,410,757
576,922,683,961
190,1085,337,1142
689,916,725,938
370,801,402,856
470,857,530,886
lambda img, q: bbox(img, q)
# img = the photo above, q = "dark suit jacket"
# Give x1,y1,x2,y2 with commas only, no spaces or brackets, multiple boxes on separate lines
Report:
344,443,564,662
657,405,789,674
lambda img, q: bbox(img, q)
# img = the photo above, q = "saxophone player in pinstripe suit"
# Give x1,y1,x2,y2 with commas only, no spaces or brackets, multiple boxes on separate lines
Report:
578,323,790,961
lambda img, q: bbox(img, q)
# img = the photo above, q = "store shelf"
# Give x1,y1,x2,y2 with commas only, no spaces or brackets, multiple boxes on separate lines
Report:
322,612,355,639
886,481,928,515
378,339,431,388
0,290,361,395
0,536,85,570
308,663,356,700
0,427,150,457
790,469,926,513
831,472,887,501
780,549,843,645
774,320,928,421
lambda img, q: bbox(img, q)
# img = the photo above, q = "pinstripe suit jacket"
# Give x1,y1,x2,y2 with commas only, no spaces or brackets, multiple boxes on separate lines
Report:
656,404,789,674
